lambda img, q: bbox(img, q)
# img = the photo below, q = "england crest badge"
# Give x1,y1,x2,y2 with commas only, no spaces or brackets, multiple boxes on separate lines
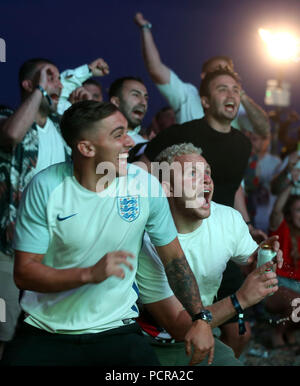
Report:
118,196,140,222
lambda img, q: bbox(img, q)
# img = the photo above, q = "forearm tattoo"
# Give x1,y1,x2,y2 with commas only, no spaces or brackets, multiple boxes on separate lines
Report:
165,255,203,316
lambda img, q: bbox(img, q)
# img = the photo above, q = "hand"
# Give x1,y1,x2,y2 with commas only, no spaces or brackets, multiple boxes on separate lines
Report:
134,12,150,27
88,58,109,77
185,320,215,365
33,64,55,91
68,86,93,104
248,224,268,244
260,235,283,269
236,260,280,309
89,250,135,283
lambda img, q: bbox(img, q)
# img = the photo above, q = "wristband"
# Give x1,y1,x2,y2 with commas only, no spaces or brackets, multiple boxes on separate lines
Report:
230,294,246,335
141,23,152,29
36,85,52,106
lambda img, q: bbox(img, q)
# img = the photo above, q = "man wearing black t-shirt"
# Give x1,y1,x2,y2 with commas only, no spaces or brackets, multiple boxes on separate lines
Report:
139,67,259,358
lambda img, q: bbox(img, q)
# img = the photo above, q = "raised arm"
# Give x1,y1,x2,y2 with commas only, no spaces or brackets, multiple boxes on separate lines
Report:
271,151,299,195
0,64,54,147
134,12,170,85
240,90,271,136
269,184,293,231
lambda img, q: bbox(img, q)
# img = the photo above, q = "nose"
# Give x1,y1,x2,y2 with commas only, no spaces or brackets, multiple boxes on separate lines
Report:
139,94,148,109
124,133,135,149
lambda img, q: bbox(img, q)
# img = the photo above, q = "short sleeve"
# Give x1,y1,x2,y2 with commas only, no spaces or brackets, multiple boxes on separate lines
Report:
230,210,258,264
137,233,174,304
13,172,52,254
156,70,196,113
145,173,177,246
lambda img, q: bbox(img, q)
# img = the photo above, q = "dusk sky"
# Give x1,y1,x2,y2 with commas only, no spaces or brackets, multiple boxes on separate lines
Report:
1,0,300,127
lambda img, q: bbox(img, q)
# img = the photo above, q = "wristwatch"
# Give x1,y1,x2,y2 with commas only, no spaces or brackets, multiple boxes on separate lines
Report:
192,309,213,324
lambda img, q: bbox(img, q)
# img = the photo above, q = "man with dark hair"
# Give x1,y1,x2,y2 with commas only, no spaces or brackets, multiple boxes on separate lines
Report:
134,12,270,137
2,101,215,366
82,78,103,102
0,58,69,356
109,76,148,145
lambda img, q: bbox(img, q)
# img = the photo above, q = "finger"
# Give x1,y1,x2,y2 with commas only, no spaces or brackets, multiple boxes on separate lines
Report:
185,340,191,357
117,251,135,259
207,346,214,365
188,349,206,366
116,257,134,271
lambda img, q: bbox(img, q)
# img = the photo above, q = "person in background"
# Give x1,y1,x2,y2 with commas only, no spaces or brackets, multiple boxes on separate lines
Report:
244,131,282,234
133,12,270,137
109,76,149,145
266,169,300,350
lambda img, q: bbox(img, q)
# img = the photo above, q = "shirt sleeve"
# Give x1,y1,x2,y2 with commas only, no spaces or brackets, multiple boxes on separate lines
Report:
156,70,197,113
137,233,174,304
230,209,258,265
57,64,92,115
13,172,51,254
145,173,177,246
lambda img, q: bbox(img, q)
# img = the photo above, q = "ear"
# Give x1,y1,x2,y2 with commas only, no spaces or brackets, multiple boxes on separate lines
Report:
110,96,120,108
21,79,34,93
161,180,173,198
201,96,210,110
76,140,95,158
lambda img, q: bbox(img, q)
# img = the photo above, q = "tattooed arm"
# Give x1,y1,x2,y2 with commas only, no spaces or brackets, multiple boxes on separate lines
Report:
155,237,215,365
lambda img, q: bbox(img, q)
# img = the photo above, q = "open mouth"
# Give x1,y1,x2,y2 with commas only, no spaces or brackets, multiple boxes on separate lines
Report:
50,93,60,103
224,101,235,113
132,108,145,120
202,189,211,208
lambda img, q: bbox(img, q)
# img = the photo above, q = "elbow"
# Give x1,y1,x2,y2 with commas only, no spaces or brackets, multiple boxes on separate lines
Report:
14,266,29,291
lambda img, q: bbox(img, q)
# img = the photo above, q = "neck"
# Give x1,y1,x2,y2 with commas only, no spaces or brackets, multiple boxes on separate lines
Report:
73,158,115,193
36,100,52,127
169,200,203,234
205,114,232,133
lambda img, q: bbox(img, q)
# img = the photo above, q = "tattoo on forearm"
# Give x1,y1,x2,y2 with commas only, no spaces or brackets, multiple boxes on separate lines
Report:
165,255,203,316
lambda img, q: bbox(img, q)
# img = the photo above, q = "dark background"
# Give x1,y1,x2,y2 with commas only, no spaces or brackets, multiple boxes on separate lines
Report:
1,0,300,127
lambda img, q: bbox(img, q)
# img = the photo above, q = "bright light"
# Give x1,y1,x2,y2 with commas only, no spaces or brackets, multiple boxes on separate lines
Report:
259,28,300,62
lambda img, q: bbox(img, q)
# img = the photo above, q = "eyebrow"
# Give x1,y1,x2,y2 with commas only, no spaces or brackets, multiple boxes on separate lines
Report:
130,89,148,97
110,126,125,136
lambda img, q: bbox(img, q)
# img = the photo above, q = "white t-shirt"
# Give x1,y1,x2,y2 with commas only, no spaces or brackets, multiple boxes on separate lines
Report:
156,70,246,129
137,201,258,307
13,162,177,334
35,118,66,174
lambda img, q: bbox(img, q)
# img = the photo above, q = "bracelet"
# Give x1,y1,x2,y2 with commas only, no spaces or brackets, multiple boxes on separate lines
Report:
36,85,52,106
230,294,246,335
141,23,152,29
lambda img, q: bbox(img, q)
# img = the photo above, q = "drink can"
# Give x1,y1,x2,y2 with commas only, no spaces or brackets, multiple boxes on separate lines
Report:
257,244,277,296
257,244,277,272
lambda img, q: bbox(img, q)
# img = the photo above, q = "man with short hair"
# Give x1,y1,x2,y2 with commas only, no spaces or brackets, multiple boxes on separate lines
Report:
134,12,270,137
82,78,103,102
0,58,69,355
2,100,215,366
136,142,282,366
109,76,149,145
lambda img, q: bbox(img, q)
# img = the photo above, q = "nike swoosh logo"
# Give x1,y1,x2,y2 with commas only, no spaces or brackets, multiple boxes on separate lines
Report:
57,213,78,221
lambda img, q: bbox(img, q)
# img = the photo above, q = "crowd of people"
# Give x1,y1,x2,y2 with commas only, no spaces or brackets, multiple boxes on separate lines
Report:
0,12,299,367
